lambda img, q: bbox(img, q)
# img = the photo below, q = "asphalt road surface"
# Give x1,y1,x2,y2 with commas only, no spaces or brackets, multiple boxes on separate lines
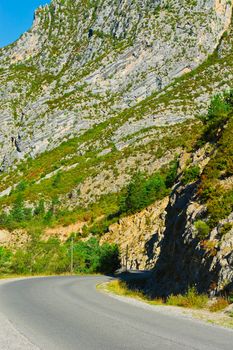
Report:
0,276,232,350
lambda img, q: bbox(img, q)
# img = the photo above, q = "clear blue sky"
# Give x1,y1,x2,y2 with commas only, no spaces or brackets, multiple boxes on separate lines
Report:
0,0,50,48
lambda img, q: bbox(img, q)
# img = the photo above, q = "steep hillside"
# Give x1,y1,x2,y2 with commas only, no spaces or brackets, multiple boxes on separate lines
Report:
148,92,233,296
0,1,233,221
102,92,233,296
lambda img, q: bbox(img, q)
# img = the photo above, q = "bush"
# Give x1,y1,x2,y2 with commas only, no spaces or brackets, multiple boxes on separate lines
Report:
0,247,12,274
194,220,210,240
99,243,120,274
209,298,229,312
6,236,120,276
165,159,179,188
200,93,232,141
219,222,232,237
15,180,28,192
120,172,167,214
73,238,120,274
106,280,145,299
34,199,45,216
182,165,200,184
166,287,208,309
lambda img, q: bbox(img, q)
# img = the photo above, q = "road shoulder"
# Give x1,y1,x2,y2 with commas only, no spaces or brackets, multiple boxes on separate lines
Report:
97,281,233,331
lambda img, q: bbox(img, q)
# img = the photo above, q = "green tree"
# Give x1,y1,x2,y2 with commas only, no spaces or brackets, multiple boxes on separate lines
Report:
121,172,147,213
10,194,25,222
0,247,12,273
194,220,210,240
34,199,45,216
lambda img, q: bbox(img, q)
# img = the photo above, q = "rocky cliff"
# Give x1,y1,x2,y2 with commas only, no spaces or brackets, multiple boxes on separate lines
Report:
0,0,233,211
101,94,233,296
0,0,232,170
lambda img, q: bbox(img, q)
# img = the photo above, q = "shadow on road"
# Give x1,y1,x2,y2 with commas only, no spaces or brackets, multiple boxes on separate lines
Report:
112,269,153,291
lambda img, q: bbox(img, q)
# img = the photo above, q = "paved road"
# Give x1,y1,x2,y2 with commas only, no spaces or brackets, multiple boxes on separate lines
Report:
0,276,232,350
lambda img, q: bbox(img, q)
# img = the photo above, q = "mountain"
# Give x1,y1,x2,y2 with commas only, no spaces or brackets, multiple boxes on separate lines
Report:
0,0,233,294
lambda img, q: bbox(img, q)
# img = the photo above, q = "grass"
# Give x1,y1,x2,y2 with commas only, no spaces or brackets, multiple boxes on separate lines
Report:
103,280,232,312
104,280,164,305
100,279,233,329
209,298,230,312
106,280,146,299
166,287,208,309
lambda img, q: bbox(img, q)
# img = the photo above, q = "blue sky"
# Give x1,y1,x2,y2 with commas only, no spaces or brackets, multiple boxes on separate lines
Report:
0,1,50,48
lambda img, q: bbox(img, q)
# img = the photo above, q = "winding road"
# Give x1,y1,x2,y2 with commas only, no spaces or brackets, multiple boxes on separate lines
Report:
0,276,232,350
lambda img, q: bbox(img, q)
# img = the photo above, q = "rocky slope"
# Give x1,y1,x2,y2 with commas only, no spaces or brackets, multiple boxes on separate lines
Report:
103,131,233,295
101,197,168,269
0,0,232,169
101,89,233,295
0,0,233,211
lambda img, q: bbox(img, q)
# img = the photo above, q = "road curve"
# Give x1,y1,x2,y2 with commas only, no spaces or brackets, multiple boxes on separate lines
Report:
0,276,232,350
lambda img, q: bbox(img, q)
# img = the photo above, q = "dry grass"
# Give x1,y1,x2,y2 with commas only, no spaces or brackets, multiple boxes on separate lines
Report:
166,287,208,309
107,281,208,309
209,298,229,312
98,279,233,329
105,280,163,304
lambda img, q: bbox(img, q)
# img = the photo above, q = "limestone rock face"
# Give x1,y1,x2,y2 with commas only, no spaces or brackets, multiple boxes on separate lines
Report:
101,197,169,269
101,141,233,295
147,184,233,296
0,0,232,169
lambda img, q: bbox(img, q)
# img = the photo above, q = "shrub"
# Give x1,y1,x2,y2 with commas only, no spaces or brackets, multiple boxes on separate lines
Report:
121,172,148,213
15,180,28,192
166,287,208,309
182,165,200,184
99,243,120,274
194,220,210,240
106,280,145,299
52,172,62,188
73,238,120,274
0,247,12,274
7,236,120,276
120,172,167,214
219,222,232,237
200,240,218,257
34,199,45,216
200,93,232,141
165,159,179,188
209,298,229,312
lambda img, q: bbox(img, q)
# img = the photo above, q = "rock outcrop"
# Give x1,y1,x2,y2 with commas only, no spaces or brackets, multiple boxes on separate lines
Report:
101,197,168,269
0,0,232,170
147,183,233,296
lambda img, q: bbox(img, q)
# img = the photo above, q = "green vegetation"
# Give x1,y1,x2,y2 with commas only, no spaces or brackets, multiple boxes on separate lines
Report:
104,279,153,302
194,220,210,240
104,280,223,310
0,158,178,236
120,172,167,214
166,287,208,309
0,237,120,276
0,247,12,274
120,160,178,215
219,222,233,237
199,92,232,142
198,91,233,228
182,165,200,184
209,298,229,312
104,280,232,315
